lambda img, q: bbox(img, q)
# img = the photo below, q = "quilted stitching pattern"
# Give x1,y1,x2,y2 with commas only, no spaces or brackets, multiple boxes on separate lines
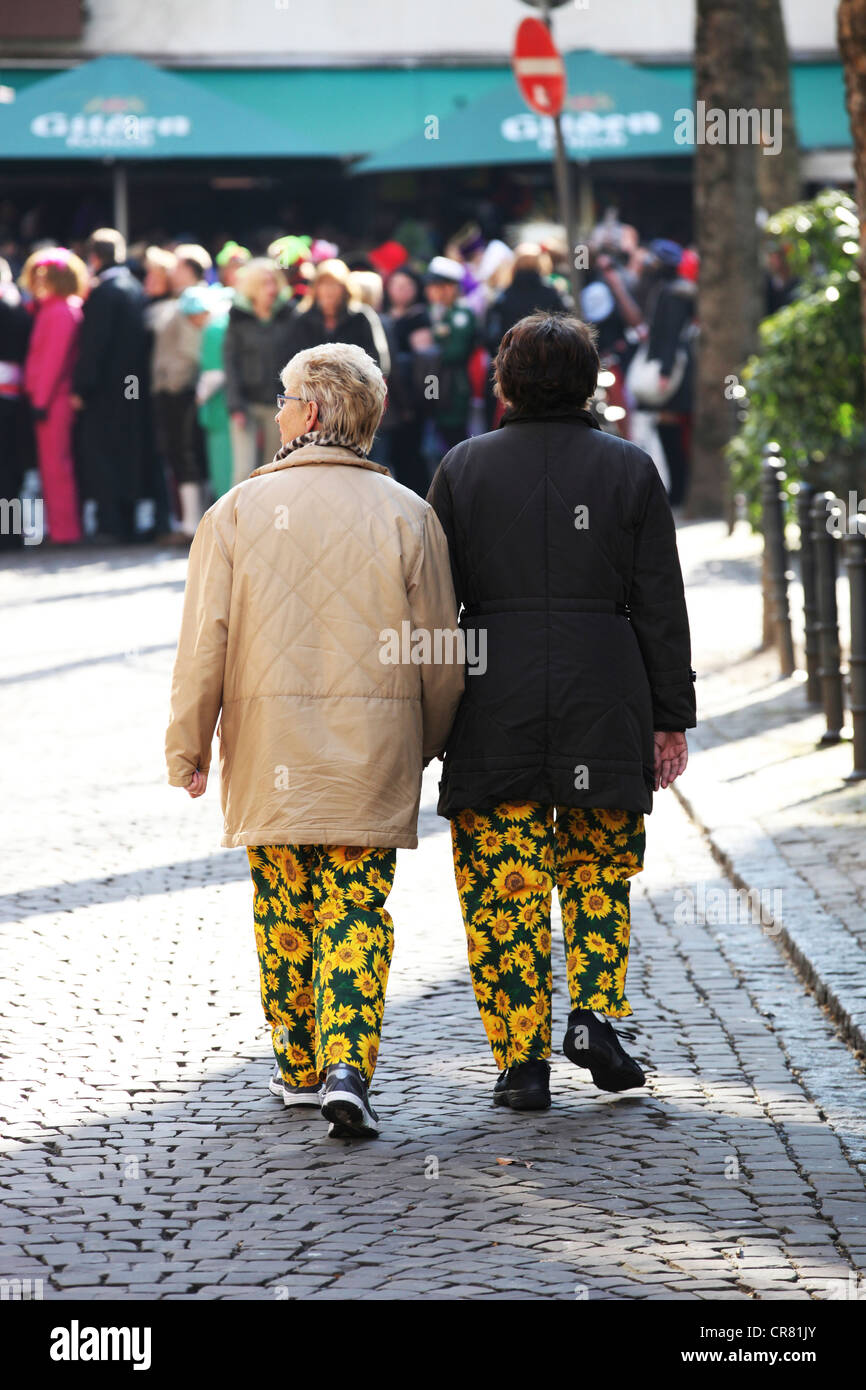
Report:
166,443,464,850
225,461,425,702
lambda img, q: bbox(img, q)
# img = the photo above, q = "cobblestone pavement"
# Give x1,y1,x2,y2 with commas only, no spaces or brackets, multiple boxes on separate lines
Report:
674,520,866,1072
1,534,865,1300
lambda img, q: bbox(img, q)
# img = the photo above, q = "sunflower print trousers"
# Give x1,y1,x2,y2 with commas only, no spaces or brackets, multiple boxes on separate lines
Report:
450,802,645,1069
246,844,397,1088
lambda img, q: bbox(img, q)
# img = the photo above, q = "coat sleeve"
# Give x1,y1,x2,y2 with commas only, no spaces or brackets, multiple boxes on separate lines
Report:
628,459,697,731
426,454,465,606
221,315,245,415
439,308,476,364
165,509,233,786
357,305,391,377
484,295,506,355
649,287,692,376
25,302,77,411
72,287,114,397
22,308,48,407
406,506,465,761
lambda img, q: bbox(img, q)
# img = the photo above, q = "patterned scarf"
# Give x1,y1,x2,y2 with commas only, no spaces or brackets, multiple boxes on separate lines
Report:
272,429,368,463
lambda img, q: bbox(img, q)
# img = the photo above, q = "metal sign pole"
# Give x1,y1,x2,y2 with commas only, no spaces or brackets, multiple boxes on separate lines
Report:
536,0,581,304
112,162,129,241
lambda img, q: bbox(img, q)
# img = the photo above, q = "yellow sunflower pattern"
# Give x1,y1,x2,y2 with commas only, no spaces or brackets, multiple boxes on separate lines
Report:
450,802,645,1068
246,843,396,1087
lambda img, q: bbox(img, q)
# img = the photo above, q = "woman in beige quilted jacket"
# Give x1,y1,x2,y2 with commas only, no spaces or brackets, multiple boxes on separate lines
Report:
165,342,464,1139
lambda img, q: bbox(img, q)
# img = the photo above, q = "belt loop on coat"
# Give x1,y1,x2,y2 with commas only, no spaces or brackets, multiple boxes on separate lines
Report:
463,598,630,617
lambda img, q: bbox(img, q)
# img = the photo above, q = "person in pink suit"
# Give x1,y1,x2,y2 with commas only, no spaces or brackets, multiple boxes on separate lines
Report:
21,249,89,545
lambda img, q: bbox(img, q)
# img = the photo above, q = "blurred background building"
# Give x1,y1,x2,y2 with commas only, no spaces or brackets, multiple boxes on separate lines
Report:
0,0,851,249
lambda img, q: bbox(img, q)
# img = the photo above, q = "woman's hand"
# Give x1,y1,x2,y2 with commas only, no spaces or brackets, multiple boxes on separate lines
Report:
653,731,688,790
185,769,208,798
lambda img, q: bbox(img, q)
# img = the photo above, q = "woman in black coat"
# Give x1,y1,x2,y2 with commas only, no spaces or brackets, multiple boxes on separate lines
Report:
223,258,298,485
71,232,148,542
379,266,433,495
427,311,696,1112
484,243,569,355
282,259,390,375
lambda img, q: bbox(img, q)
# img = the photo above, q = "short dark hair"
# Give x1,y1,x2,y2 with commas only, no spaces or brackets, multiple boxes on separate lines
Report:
494,311,599,415
86,227,126,268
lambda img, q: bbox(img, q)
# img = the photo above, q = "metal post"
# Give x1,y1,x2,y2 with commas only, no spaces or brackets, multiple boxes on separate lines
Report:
795,481,821,705
553,116,580,303
576,162,594,245
810,491,845,744
761,449,795,677
843,513,866,780
112,163,128,241
539,0,580,303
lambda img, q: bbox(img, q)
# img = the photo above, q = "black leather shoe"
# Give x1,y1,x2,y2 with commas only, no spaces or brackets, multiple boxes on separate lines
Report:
321,1063,379,1138
493,1059,551,1110
563,1007,646,1091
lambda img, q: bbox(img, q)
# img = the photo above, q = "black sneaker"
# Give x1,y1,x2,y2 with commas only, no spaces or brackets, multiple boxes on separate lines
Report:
563,1008,646,1092
320,1063,379,1138
493,1059,551,1110
268,1062,322,1108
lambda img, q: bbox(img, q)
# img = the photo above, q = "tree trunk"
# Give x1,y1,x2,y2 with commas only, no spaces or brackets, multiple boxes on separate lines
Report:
838,0,866,409
753,0,801,214
754,0,798,644
691,0,763,520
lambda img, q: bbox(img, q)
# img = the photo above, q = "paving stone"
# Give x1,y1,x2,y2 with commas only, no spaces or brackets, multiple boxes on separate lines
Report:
1,531,865,1299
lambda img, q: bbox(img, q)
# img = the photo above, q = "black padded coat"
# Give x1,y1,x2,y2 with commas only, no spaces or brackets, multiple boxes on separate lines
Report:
426,406,697,817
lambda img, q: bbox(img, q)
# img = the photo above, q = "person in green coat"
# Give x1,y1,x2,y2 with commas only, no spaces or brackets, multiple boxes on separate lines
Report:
423,256,476,452
195,288,233,499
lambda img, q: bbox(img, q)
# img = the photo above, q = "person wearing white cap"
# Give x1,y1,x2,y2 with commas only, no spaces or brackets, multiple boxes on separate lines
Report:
423,256,477,452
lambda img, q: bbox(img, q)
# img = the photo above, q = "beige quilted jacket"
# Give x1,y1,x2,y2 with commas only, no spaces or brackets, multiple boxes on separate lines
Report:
165,442,464,849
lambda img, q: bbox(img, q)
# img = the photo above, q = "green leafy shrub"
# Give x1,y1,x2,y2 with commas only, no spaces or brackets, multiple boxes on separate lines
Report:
726,188,866,531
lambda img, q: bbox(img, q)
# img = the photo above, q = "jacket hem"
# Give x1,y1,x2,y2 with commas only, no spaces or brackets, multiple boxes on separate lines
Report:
220,827,419,850
437,768,653,818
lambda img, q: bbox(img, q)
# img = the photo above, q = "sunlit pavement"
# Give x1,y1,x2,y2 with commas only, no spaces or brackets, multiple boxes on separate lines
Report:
0,526,864,1300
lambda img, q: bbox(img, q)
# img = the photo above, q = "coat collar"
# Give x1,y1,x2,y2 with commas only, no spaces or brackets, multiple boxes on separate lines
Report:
97,265,129,284
231,288,294,320
249,442,391,478
499,405,601,430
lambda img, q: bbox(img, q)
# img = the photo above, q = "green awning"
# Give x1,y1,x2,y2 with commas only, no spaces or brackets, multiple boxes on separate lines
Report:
0,58,851,161
646,62,851,151
353,51,700,172
0,54,326,158
181,66,508,158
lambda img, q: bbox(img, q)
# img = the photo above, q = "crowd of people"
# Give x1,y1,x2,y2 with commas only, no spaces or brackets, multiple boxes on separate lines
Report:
0,212,715,549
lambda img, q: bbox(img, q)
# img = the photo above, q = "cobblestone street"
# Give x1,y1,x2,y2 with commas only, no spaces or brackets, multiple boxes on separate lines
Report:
1,522,865,1300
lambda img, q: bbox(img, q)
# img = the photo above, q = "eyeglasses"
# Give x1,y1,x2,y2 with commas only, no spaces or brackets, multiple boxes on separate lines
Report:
277,394,308,410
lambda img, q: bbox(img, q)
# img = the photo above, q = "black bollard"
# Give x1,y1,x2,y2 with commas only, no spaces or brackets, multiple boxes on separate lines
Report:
795,481,821,705
761,449,796,677
810,491,845,744
843,512,866,780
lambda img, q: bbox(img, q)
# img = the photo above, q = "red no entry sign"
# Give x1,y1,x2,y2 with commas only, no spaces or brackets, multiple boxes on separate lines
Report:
512,17,567,118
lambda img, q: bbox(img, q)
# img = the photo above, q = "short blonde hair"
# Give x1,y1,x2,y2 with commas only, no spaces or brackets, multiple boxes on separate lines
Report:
295,258,354,316
282,343,386,455
511,242,553,278
348,269,384,310
313,258,351,290
236,257,287,300
144,245,177,274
